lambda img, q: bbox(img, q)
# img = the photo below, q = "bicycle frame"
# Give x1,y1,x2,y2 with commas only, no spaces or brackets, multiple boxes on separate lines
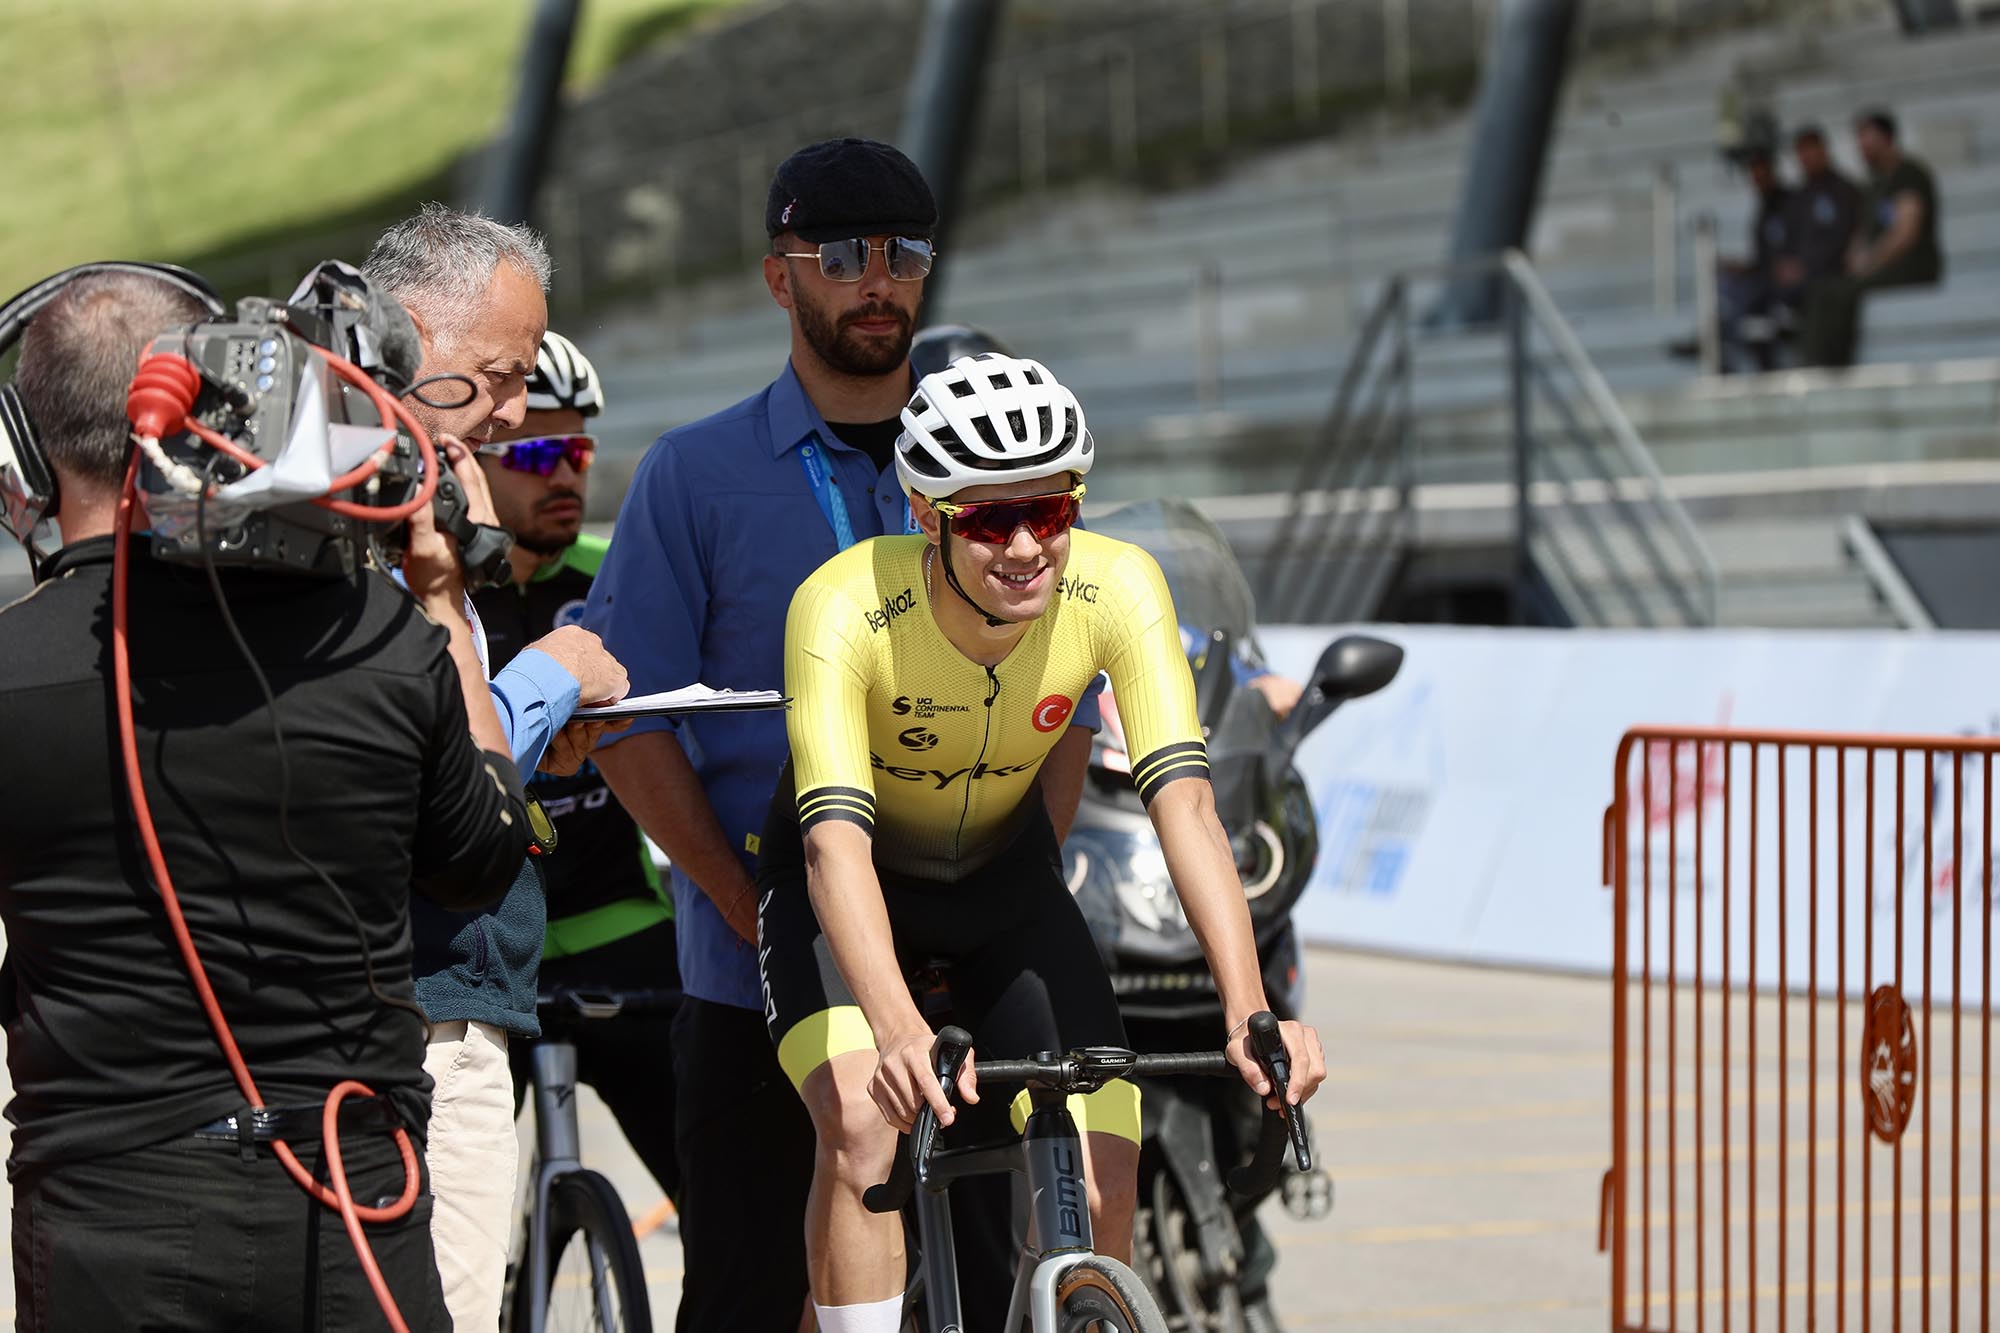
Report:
910,1084,1103,1332
876,1017,1310,1332
522,1039,590,1333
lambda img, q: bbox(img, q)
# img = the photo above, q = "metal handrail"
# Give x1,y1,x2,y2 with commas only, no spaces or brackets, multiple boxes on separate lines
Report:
1260,275,1408,622
1499,249,1721,624
1261,248,1720,627
1838,514,1938,631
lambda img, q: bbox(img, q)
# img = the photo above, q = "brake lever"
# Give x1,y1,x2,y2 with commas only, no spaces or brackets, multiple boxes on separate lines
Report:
863,1026,974,1213
1247,1010,1312,1174
915,1026,974,1191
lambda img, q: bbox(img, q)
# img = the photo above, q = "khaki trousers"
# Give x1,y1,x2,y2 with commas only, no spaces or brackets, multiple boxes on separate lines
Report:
422,1019,518,1332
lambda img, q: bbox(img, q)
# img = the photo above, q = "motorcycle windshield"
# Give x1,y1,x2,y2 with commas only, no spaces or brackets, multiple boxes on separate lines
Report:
1087,498,1265,671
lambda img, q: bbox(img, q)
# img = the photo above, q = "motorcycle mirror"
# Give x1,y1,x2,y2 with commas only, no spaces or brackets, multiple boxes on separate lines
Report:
1314,634,1403,702
1274,634,1404,756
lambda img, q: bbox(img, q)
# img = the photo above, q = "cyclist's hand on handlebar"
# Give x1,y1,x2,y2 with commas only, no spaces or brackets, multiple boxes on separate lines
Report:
870,1028,978,1133
1226,1017,1328,1112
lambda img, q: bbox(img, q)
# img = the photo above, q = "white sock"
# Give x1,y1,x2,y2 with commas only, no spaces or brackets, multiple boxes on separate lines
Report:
812,1292,904,1333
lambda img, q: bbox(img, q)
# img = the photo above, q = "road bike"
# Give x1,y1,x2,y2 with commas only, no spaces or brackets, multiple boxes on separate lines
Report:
866,1011,1311,1332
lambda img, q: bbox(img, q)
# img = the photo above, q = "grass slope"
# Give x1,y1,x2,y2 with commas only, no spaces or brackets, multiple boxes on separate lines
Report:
0,0,734,296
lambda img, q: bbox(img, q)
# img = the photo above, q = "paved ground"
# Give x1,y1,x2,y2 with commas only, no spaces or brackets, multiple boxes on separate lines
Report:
0,948,1621,1328
547,948,1619,1331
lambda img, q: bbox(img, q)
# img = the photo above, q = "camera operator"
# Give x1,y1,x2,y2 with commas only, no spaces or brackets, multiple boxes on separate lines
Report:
364,203,629,1330
0,269,529,1329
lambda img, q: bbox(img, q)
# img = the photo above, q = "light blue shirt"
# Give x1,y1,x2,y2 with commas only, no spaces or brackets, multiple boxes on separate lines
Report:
396,576,581,774
489,647,580,774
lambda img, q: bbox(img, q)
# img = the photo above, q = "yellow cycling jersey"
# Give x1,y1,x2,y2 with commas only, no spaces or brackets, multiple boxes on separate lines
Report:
783,528,1207,879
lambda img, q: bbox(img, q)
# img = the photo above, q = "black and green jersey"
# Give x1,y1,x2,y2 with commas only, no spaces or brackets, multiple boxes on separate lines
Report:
474,534,671,959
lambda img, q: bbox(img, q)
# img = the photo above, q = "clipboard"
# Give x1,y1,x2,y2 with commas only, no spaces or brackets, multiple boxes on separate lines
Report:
573,684,789,720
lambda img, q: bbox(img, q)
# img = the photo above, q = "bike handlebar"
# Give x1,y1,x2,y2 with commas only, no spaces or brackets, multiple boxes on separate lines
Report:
862,1011,1313,1216
532,986,683,1021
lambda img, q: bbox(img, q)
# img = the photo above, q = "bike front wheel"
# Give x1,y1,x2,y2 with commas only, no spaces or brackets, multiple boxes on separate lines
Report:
1055,1256,1169,1333
512,1169,653,1333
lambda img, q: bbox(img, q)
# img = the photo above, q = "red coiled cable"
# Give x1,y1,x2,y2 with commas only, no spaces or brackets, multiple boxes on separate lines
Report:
113,342,452,1332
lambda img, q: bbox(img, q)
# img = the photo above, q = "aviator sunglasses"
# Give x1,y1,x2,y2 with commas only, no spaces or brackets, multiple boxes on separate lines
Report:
931,484,1085,545
776,236,935,283
475,434,597,477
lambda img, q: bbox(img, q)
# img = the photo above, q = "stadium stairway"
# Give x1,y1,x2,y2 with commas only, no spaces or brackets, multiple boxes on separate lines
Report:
580,6,2000,630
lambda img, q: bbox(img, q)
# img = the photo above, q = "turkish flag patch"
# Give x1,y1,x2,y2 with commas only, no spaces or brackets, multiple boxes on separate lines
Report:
1032,694,1073,732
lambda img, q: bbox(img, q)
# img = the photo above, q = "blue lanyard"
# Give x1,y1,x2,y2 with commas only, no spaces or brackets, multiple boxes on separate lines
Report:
798,442,857,551
800,439,918,548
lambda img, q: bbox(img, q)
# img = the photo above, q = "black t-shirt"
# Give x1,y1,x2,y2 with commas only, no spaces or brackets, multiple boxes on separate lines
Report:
1784,170,1863,282
0,538,527,1176
472,534,664,946
1864,156,1943,282
825,418,903,474
1751,184,1795,276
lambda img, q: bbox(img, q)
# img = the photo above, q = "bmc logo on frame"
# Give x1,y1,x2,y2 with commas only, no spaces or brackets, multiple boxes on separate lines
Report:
1032,694,1073,732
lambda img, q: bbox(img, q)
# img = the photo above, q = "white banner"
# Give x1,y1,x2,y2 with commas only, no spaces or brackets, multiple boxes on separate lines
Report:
1260,626,2000,1001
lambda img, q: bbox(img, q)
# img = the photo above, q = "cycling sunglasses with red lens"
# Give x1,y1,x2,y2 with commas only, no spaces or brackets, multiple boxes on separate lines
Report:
776,236,935,283
476,434,597,477
931,484,1085,545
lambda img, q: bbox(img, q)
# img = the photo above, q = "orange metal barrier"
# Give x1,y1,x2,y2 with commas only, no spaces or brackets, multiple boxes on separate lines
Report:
1603,727,1996,1332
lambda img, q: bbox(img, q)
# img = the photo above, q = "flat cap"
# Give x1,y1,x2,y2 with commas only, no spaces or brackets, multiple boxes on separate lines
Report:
765,137,938,243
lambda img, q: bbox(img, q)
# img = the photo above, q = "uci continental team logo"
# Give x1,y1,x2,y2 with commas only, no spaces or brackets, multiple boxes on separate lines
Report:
892,695,972,719
1032,694,1073,732
863,587,917,634
898,726,940,751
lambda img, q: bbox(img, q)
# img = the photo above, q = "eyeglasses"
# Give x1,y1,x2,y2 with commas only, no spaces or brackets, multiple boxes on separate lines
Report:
776,236,935,283
930,484,1085,546
476,434,597,477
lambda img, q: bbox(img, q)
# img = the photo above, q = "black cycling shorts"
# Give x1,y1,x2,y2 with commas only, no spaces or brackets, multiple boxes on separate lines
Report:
755,761,1139,1142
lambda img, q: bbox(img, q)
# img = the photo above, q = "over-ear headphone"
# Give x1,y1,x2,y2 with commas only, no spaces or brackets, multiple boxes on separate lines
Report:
0,261,224,549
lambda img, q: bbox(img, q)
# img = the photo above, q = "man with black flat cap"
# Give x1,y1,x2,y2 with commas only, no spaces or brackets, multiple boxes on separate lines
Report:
588,135,1100,1330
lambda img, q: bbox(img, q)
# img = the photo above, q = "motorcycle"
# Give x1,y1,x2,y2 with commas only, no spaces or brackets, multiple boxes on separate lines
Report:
1062,499,1402,1332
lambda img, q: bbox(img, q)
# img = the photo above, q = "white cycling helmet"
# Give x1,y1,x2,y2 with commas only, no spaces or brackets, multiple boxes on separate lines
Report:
526,330,603,416
894,352,1093,498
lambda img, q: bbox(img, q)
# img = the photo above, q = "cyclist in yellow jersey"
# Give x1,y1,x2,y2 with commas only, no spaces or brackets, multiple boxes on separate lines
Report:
756,353,1326,1333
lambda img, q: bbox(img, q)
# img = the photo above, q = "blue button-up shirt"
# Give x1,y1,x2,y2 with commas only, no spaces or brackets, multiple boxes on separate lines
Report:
490,649,579,773
585,361,1098,1008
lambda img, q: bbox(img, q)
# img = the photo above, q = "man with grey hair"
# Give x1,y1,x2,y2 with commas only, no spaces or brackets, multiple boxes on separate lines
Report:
365,202,629,1330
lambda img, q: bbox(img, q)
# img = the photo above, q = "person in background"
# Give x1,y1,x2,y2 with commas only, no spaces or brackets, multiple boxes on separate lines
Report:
1777,125,1862,302
1800,107,1944,366
473,331,682,1211
1671,147,1793,371
584,137,1102,1330
365,203,629,1331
